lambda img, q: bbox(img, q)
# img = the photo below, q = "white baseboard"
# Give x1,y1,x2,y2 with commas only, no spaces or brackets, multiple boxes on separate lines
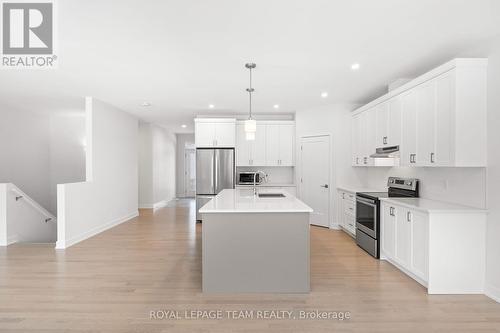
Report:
0,234,19,246
55,211,138,249
6,234,18,246
139,198,174,210
485,283,500,303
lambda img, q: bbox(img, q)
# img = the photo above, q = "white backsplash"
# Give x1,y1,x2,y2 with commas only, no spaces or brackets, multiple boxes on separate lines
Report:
355,166,487,209
236,167,295,185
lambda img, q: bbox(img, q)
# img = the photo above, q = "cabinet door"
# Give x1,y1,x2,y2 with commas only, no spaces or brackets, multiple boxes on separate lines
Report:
395,207,411,269
381,203,396,260
195,122,215,147
279,124,295,166
338,191,345,227
410,210,429,282
387,96,402,147
416,82,436,166
375,103,389,148
364,110,377,165
352,114,362,166
214,122,235,147
401,91,417,166
434,71,454,166
250,123,267,166
266,124,280,166
235,124,251,166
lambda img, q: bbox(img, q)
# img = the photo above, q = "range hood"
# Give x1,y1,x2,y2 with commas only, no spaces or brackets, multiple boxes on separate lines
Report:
369,146,400,167
370,145,399,158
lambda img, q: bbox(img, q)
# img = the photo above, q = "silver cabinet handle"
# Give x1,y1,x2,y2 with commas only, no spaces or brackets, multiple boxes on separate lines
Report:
430,152,435,163
320,184,329,188
407,211,411,222
342,193,345,199
383,136,388,145
364,157,368,165
389,207,394,216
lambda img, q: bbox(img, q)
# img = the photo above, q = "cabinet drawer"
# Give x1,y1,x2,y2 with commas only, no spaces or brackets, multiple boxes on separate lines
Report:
345,192,356,202
344,214,356,233
344,201,355,216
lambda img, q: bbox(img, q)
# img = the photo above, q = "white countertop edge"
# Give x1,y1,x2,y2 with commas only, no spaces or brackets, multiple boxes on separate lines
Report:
336,185,386,193
236,183,297,187
200,209,313,214
379,197,489,214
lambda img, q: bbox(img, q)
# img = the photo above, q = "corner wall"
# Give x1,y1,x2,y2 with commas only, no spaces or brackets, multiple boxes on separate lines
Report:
56,98,138,249
138,122,177,208
175,133,195,197
486,37,500,302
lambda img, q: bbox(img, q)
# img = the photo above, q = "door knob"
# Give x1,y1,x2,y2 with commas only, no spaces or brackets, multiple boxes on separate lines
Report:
320,184,329,188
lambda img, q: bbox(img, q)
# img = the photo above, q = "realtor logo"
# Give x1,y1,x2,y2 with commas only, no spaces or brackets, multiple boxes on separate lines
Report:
1,0,57,68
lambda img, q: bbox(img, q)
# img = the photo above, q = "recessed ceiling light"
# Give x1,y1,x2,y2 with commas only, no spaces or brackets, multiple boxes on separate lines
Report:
208,104,215,109
181,124,187,128
321,92,328,98
273,104,279,109
141,101,151,107
351,63,360,70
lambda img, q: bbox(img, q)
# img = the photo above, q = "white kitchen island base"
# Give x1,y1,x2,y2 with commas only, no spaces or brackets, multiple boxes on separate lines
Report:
200,189,312,293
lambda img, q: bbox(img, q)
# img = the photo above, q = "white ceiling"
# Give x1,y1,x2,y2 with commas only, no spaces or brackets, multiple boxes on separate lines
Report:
1,0,499,133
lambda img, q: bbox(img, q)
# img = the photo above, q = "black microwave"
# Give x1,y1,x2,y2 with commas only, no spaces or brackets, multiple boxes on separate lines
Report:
239,172,260,184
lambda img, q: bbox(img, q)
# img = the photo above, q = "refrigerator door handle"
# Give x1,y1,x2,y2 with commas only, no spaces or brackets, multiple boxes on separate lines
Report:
214,150,218,193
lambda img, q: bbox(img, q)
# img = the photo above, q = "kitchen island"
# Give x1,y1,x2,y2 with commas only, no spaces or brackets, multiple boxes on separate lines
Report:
199,188,313,293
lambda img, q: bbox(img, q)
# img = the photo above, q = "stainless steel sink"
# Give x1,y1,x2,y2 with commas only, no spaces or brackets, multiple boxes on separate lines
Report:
258,193,286,198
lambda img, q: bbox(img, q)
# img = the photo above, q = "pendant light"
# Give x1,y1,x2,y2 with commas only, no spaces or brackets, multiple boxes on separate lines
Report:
244,63,257,140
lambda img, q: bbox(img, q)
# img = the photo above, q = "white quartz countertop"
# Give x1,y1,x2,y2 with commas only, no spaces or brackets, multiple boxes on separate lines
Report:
199,189,313,213
236,183,296,187
380,197,488,214
337,185,385,193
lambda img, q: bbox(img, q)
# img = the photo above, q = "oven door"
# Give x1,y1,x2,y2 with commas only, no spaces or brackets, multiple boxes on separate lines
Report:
356,196,377,238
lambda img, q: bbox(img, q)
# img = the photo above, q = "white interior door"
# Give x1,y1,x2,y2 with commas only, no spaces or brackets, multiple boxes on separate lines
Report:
300,135,330,227
185,149,196,197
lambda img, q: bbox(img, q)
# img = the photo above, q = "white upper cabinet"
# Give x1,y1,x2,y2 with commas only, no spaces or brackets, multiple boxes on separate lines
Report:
236,123,266,166
236,121,295,167
195,119,236,148
353,58,487,168
266,122,295,166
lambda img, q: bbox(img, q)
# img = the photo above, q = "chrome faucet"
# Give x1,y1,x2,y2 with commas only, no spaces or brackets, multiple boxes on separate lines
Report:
253,171,268,196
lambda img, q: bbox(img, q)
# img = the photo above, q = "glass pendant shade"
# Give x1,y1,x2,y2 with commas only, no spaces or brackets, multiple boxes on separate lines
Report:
245,131,256,141
244,118,257,133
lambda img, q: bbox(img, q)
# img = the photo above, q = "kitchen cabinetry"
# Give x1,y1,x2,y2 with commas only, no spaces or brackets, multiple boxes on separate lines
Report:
337,189,356,236
381,201,429,286
195,118,236,148
380,198,486,294
352,58,487,168
236,123,266,166
265,122,295,166
235,121,295,167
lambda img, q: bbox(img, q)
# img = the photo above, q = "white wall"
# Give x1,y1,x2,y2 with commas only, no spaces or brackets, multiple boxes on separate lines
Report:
139,123,177,208
175,133,195,197
139,123,154,207
486,37,500,302
56,98,138,249
49,112,86,214
0,106,51,211
295,104,360,228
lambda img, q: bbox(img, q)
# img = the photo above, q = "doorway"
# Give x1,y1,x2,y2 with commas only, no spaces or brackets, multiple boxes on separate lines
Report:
300,135,331,227
184,148,196,197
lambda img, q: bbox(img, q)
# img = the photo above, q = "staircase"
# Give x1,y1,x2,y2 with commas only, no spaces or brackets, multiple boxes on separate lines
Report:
0,183,57,245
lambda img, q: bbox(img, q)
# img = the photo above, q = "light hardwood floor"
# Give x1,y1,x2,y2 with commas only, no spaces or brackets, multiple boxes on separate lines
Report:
1,199,499,332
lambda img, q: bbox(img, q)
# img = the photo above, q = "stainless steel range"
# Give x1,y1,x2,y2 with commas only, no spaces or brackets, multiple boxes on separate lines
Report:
355,177,419,258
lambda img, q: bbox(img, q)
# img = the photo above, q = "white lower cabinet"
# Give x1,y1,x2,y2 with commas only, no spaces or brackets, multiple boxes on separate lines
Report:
381,200,487,294
381,202,428,285
337,190,356,236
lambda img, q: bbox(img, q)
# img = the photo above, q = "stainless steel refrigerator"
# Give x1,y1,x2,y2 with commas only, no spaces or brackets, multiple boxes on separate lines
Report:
196,148,235,221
